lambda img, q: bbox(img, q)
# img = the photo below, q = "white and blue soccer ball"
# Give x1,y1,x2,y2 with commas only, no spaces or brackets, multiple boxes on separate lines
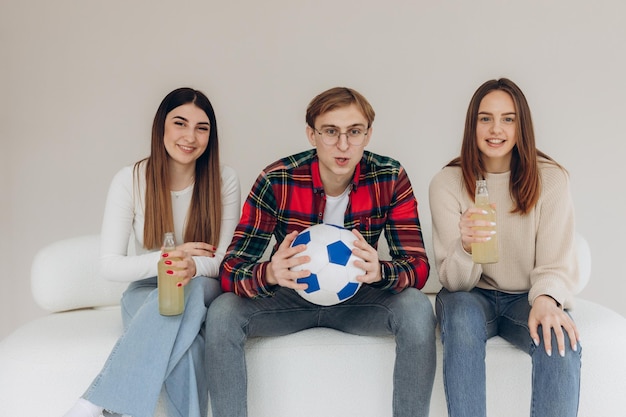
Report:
289,223,365,306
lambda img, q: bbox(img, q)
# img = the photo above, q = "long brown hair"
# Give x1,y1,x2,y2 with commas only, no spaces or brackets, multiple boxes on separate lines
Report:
136,87,222,249
447,78,562,214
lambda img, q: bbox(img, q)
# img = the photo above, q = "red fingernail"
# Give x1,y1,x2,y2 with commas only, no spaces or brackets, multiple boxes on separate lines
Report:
162,253,169,258
164,260,172,265
176,282,182,287
166,270,173,275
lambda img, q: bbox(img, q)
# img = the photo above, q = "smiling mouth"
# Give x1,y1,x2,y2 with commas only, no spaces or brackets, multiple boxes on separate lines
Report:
178,144,195,152
486,139,505,144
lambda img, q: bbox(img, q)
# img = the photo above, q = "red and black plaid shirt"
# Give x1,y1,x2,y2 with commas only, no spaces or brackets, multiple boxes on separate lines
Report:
221,149,430,298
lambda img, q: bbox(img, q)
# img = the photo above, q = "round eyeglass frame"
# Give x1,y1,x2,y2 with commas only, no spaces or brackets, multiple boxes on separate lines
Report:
313,127,368,146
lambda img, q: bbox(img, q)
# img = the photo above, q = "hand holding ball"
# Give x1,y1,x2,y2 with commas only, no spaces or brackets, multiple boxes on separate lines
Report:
289,224,365,306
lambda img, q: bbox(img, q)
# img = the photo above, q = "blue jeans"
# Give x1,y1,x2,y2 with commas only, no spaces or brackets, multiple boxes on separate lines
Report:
205,286,436,417
84,276,221,417
436,287,581,417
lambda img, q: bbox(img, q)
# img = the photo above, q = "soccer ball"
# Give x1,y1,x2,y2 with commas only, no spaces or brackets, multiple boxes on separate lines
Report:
289,223,365,306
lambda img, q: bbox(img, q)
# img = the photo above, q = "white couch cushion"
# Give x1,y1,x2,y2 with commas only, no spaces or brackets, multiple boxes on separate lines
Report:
31,235,127,312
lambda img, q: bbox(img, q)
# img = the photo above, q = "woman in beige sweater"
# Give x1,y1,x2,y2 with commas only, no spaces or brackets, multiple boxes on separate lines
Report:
429,78,581,417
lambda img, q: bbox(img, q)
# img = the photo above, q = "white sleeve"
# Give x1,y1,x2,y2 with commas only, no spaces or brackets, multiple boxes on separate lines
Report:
192,165,241,278
99,166,161,282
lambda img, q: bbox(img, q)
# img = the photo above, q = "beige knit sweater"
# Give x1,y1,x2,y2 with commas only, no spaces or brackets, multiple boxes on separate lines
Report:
428,159,579,308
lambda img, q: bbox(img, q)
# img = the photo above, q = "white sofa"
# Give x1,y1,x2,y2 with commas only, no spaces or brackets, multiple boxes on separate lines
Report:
1,233,625,417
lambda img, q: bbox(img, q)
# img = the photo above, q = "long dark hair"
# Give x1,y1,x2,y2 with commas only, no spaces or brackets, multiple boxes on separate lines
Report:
137,87,222,249
447,78,561,214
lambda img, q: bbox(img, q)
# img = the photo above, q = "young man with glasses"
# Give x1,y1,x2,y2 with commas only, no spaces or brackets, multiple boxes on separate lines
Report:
206,87,436,417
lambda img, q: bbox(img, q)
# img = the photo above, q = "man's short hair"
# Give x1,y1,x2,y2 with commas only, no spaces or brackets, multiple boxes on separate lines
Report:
306,87,376,128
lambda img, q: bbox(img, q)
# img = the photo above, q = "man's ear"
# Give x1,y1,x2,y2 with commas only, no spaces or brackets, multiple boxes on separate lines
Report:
306,125,317,147
363,126,373,147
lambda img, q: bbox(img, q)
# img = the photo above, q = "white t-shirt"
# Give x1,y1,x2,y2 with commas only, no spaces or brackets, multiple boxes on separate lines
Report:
323,186,351,227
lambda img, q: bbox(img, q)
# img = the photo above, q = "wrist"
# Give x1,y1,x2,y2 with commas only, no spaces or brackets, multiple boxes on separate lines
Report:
265,262,277,285
369,263,388,289
536,294,563,310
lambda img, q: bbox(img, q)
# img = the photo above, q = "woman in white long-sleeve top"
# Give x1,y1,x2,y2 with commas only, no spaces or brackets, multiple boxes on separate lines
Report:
63,87,241,417
429,78,581,417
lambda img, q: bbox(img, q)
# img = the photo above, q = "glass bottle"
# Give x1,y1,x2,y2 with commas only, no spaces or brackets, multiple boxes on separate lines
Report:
157,232,185,315
471,179,499,264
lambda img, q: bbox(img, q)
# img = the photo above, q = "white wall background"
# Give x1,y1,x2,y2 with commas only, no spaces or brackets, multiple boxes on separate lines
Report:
1,0,625,340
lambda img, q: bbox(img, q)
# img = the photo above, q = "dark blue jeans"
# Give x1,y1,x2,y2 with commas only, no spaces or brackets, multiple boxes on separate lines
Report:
206,286,436,417
436,287,581,417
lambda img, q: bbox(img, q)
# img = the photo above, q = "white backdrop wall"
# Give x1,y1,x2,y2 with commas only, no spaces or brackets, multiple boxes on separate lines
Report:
1,0,625,339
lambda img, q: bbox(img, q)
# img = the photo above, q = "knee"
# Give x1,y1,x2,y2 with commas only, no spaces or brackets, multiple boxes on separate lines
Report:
394,288,436,336
203,278,222,306
436,291,486,341
534,325,583,362
436,290,483,322
205,293,242,337
186,276,222,307
120,284,158,325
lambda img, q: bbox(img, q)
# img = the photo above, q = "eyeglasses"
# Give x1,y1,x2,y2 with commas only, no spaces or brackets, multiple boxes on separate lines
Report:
314,126,368,146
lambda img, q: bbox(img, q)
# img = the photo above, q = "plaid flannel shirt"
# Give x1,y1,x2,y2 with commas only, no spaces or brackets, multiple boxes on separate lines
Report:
221,149,430,298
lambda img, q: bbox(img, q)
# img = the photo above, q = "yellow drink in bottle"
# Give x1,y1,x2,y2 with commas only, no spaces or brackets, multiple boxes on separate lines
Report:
471,180,498,264
157,232,185,315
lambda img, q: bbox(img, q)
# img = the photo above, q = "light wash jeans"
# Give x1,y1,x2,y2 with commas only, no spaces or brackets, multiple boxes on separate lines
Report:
436,287,581,417
205,286,436,417
84,276,221,417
